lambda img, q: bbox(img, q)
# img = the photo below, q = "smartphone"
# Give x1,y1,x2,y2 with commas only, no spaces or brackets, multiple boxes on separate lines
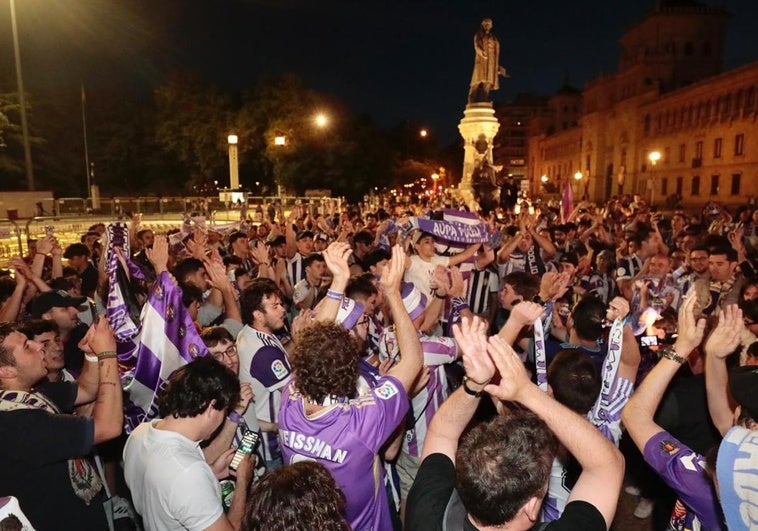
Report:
640,335,658,347
230,430,260,471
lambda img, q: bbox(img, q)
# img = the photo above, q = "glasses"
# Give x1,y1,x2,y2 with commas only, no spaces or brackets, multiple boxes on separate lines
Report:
210,344,238,361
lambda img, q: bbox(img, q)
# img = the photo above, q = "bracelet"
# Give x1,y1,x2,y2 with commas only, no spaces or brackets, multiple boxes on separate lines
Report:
228,411,244,424
434,291,447,300
84,354,99,363
326,289,343,301
658,347,686,365
462,376,486,398
96,351,117,360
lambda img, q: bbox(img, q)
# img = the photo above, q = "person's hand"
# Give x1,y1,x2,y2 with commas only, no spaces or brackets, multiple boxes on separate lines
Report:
452,316,494,385
508,301,545,329
606,296,630,321
539,271,570,301
705,305,743,360
483,335,532,402
51,239,63,257
146,235,169,274
250,240,269,266
430,265,450,296
728,226,745,252
379,244,405,296
210,448,235,480
322,241,352,284
80,316,117,355
232,450,257,487
35,235,55,256
234,383,254,415
449,266,466,297
205,259,231,291
673,294,706,356
291,309,315,338
377,356,394,376
9,257,32,280
185,229,208,260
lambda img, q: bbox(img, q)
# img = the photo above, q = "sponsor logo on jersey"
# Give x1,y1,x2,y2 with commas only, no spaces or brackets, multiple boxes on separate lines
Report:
375,381,398,400
271,359,288,380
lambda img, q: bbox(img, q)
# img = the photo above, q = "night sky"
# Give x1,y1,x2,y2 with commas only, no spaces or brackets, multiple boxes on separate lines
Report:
1,0,756,144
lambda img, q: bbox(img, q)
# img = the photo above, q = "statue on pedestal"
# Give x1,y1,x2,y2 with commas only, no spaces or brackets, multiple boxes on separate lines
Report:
471,158,502,215
468,18,508,103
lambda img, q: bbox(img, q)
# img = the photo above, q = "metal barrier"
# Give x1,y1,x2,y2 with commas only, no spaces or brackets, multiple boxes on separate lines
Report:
0,219,24,270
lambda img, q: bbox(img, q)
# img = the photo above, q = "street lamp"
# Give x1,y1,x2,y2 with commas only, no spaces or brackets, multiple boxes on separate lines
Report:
573,171,583,198
648,151,661,206
227,134,239,189
314,113,328,128
274,135,286,146
540,175,549,183
419,128,428,138
9,0,34,190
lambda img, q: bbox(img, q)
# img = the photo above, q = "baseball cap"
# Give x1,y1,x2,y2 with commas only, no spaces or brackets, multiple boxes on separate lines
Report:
30,290,87,318
558,252,579,267
296,230,314,241
267,235,286,247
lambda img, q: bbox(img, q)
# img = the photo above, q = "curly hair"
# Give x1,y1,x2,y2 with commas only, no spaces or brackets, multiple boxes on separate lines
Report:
456,410,557,526
242,461,350,531
158,356,240,418
0,323,18,367
291,322,359,403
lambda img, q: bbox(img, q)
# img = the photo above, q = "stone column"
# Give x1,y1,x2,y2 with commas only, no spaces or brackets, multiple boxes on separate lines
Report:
457,102,501,206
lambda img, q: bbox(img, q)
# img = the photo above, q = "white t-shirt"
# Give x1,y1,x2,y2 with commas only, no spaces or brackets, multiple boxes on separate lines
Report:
123,420,224,531
404,254,450,299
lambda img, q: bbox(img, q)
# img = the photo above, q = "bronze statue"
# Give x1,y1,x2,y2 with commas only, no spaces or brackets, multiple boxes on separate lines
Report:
469,18,508,103
471,159,502,215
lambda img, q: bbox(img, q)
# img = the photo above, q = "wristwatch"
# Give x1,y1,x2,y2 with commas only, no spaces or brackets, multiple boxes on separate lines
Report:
658,346,686,365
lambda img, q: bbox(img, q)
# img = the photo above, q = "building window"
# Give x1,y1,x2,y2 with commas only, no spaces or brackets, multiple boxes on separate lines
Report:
661,178,668,196
735,134,745,156
676,176,683,196
710,175,719,196
644,114,651,133
714,138,722,158
692,176,700,196
695,141,703,159
731,174,741,195
679,144,686,162
704,101,711,119
747,88,756,112
664,147,670,163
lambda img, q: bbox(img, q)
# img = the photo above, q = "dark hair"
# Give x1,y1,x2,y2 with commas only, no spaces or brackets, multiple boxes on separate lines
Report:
709,245,738,262
572,295,606,341
49,277,75,292
172,258,205,284
243,461,350,531
19,319,59,339
456,410,557,526
502,271,539,301
136,229,153,241
180,283,204,309
239,279,282,326
158,357,240,418
740,298,758,324
0,323,18,367
63,243,90,259
548,350,601,414
346,274,378,301
223,255,244,267
353,230,374,246
200,326,235,349
302,253,325,270
291,322,359,403
364,249,391,269
229,231,248,246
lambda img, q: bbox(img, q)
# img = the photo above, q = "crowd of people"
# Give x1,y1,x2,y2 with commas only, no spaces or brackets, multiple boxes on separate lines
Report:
1,192,757,531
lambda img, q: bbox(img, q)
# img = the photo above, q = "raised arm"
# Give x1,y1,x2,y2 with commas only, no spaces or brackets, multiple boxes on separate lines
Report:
485,335,624,529
421,317,494,461
704,305,743,436
383,245,423,393
81,318,124,444
622,294,705,452
314,242,352,323
448,243,481,267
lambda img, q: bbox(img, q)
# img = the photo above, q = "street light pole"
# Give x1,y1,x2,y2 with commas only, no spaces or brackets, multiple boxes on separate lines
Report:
648,151,661,207
573,171,583,200
9,0,34,190
227,134,239,189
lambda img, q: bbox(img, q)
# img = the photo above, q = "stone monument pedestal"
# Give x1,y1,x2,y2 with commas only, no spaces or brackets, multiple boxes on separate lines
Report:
456,102,501,207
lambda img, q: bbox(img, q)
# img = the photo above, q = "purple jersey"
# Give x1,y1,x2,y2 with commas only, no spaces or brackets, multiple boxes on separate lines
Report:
279,376,408,531
643,431,723,530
